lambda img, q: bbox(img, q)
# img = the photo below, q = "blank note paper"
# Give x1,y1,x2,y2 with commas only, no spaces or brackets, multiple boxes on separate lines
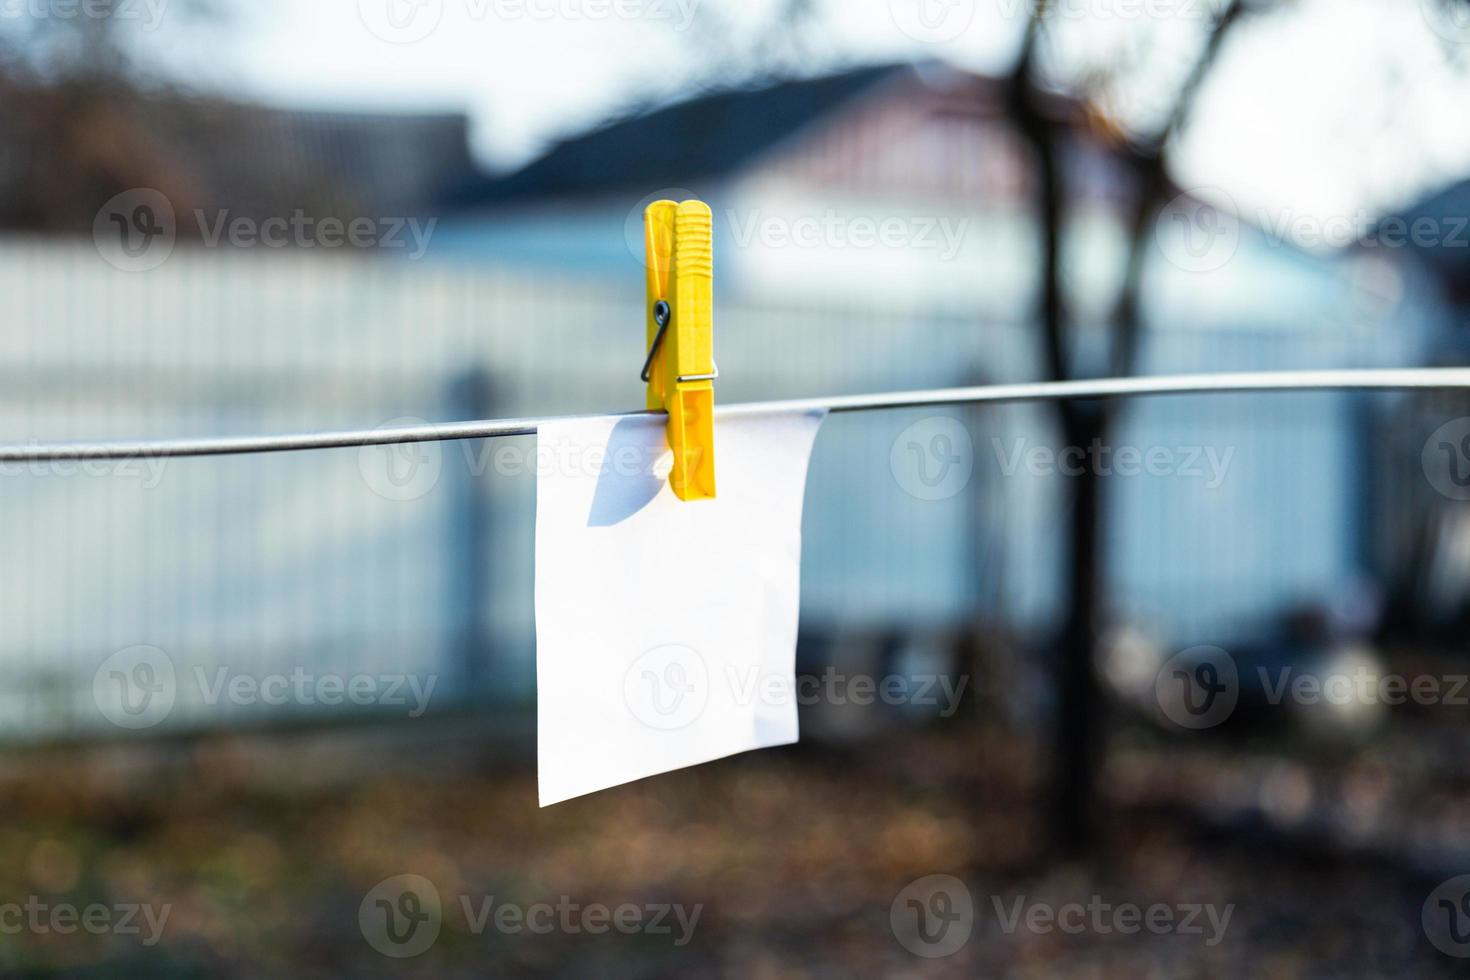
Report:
534,410,827,807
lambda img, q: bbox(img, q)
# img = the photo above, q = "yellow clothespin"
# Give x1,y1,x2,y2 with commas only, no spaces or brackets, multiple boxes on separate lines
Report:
641,200,716,501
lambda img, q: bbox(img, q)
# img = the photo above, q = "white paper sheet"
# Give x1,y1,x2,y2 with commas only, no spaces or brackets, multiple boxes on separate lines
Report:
535,409,827,806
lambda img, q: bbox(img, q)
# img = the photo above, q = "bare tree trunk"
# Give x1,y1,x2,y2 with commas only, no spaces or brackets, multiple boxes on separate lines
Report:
1054,407,1106,853
1005,8,1101,857
1006,0,1254,857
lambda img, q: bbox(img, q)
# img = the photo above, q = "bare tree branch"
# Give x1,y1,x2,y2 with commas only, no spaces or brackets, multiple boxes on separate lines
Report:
1007,5,1070,386
1109,0,1254,382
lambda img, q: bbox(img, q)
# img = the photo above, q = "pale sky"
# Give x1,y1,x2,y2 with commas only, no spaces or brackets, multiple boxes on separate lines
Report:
138,0,1470,239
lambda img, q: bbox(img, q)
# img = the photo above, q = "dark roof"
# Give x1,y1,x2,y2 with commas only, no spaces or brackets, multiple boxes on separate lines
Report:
141,100,479,218
448,64,909,206
0,88,477,232
1376,179,1470,305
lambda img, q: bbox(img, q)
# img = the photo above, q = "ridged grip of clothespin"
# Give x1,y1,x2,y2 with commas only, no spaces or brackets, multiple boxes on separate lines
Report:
667,201,715,501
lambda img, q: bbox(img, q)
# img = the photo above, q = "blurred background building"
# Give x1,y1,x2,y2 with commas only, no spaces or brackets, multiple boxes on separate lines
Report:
0,57,1458,739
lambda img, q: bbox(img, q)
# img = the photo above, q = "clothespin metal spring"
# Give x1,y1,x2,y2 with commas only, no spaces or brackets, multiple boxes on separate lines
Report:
641,301,719,385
